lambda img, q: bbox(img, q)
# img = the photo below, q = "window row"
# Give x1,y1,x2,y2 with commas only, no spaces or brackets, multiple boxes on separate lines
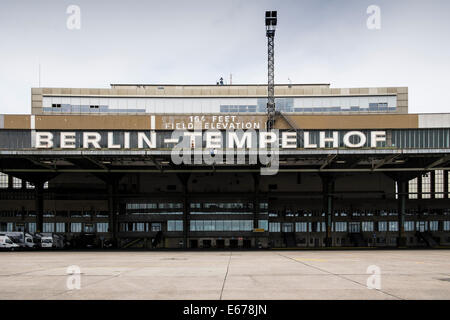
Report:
128,212,183,215
0,222,109,233
120,222,162,232
191,202,255,209
1,220,448,233
0,211,109,218
0,173,49,189
392,129,450,149
409,170,450,199
42,96,396,114
190,212,253,215
268,221,448,233
190,220,254,232
126,203,183,210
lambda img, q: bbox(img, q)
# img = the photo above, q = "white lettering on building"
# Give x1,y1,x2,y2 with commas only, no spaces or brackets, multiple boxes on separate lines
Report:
34,130,386,150
36,132,54,149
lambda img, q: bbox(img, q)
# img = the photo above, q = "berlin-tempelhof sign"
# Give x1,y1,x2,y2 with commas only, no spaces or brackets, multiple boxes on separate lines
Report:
33,129,387,175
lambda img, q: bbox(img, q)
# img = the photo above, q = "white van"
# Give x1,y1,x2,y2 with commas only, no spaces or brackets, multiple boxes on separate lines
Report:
41,236,53,248
0,235,20,250
34,233,53,248
0,232,37,249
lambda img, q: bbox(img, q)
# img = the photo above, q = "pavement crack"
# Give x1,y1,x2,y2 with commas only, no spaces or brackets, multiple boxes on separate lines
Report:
219,251,232,300
0,268,49,277
276,252,405,300
42,264,147,300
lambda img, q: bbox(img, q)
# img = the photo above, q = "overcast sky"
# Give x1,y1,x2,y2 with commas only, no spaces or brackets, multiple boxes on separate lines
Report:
0,0,449,114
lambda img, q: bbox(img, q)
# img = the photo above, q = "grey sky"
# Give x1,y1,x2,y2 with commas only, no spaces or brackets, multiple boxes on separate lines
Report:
0,0,449,114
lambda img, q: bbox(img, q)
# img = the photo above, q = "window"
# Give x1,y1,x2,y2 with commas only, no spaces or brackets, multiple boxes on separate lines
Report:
151,223,162,232
83,223,94,232
215,220,224,231
282,223,294,232
43,223,54,233
12,177,22,189
242,220,253,231
295,222,308,232
349,222,360,233
239,220,249,231
167,220,183,231
223,221,231,231
404,221,414,232
190,220,200,231
204,202,247,209
444,221,450,231
71,223,82,233
97,223,109,233
448,172,450,198
429,221,439,231
55,222,65,233
28,222,36,233
334,222,347,232
158,203,182,209
416,221,428,232
269,222,280,232
378,221,387,232
395,182,398,199
132,222,145,232
0,173,8,188
422,173,431,199
435,170,444,199
313,222,326,232
362,221,374,232
43,181,49,189
7,222,14,232
258,220,268,231
260,202,268,210
26,182,35,189
409,178,418,199
389,221,398,232
126,203,158,210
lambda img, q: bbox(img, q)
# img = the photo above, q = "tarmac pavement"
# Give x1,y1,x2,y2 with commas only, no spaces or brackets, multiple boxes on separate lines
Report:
0,249,449,300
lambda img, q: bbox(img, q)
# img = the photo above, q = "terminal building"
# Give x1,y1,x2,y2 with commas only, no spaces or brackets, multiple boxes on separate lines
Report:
1,83,450,249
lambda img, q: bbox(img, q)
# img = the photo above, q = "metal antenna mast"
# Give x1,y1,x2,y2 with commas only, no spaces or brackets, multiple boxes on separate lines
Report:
265,11,277,130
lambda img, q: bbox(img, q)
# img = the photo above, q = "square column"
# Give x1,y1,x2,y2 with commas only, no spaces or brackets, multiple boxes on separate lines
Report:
35,182,44,233
320,174,335,247
397,180,408,247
